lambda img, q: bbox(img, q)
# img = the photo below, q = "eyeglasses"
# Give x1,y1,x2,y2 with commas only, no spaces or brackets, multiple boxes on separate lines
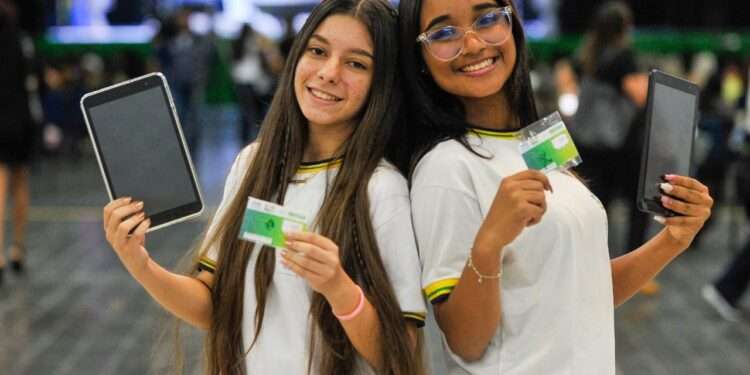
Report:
416,6,513,62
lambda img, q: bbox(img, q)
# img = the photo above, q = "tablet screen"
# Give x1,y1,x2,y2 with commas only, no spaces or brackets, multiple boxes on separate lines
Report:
88,85,198,218
642,80,698,209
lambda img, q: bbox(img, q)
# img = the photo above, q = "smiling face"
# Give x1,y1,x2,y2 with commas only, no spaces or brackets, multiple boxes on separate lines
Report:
419,0,516,100
294,15,375,131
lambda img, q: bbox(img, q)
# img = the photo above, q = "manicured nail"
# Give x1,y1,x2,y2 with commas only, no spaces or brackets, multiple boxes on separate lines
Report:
135,201,144,209
661,196,670,205
653,216,666,224
664,174,677,181
660,183,673,193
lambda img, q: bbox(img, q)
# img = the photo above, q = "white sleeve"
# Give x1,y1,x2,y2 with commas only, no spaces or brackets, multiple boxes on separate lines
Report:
198,144,257,272
368,166,427,326
410,155,483,305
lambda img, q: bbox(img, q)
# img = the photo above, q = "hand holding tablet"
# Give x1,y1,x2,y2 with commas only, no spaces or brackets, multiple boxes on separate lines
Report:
81,73,204,232
637,70,700,217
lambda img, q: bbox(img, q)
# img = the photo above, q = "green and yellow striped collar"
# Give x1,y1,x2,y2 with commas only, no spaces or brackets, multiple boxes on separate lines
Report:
297,158,344,174
468,126,520,140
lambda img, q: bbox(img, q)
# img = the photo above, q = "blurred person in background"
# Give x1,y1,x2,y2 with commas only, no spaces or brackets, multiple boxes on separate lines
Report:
702,64,750,323
231,23,283,144
0,0,35,285
690,57,744,246
41,61,87,157
570,1,655,294
153,7,214,160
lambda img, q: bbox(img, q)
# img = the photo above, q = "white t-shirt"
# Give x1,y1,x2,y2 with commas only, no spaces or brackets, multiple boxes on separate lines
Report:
199,144,426,374
411,129,615,375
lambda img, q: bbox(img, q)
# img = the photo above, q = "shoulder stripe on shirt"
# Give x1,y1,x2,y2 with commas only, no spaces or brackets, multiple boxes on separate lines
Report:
424,278,460,303
403,312,426,328
197,256,217,273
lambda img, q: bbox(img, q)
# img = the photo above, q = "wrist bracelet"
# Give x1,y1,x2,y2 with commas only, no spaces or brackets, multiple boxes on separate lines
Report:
334,285,365,321
467,252,503,284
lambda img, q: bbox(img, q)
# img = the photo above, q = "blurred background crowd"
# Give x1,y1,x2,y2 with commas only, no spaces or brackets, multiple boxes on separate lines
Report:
1,0,749,374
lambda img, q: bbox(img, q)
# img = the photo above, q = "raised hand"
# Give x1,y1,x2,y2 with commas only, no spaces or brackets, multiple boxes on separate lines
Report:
102,197,152,275
655,174,713,250
473,170,553,254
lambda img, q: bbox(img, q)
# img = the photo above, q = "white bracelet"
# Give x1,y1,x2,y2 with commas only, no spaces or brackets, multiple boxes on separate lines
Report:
467,252,503,284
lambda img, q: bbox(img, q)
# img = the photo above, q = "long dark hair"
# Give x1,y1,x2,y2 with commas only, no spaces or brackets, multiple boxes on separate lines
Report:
395,0,538,172
199,1,418,374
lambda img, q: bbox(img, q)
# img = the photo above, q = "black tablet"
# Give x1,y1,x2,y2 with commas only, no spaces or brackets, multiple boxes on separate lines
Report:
637,69,700,216
81,73,204,231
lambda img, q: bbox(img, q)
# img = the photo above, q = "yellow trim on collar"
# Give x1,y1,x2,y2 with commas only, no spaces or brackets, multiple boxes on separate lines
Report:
297,159,343,174
424,278,460,302
469,128,520,139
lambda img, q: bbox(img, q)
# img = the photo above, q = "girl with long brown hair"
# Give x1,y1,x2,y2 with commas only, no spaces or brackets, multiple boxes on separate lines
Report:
101,1,425,374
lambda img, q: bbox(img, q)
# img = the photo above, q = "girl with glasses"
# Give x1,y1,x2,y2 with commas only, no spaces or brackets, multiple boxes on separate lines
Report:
102,1,425,374
398,1,713,374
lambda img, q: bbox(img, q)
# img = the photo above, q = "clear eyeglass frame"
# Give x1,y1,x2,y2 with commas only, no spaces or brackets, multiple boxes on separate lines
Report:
416,6,514,62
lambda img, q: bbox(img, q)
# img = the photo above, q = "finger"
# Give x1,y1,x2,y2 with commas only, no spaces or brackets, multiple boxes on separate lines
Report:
281,249,329,277
514,180,547,192
522,190,547,207
664,175,709,194
107,201,144,236
513,170,552,191
285,240,334,265
280,252,323,278
103,197,132,229
284,231,338,252
660,183,707,205
525,204,546,226
114,212,146,249
128,218,151,246
660,195,710,218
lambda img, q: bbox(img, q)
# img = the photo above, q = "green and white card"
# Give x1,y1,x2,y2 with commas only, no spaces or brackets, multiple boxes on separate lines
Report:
518,111,582,173
238,197,308,248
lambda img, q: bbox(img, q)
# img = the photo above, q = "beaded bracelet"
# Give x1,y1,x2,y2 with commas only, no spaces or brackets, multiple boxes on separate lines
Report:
467,253,503,284
334,285,365,321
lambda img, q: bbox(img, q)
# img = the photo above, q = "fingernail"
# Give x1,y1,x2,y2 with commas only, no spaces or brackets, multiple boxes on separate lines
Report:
661,196,671,205
665,174,676,181
660,183,673,193
653,216,666,224
281,249,288,256
136,201,144,208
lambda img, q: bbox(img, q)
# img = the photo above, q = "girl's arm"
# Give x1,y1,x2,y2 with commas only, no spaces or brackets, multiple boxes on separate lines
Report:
103,198,213,330
414,170,552,362
432,246,503,362
131,262,214,330
611,175,713,306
